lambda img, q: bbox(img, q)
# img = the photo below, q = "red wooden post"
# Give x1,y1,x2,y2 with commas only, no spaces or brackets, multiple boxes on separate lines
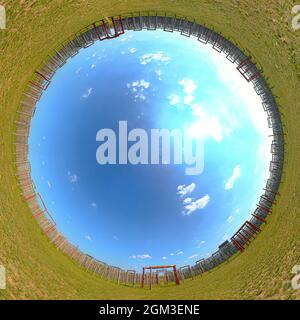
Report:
32,210,45,218
101,20,109,38
252,213,266,224
141,267,145,288
173,265,180,285
45,224,55,234
237,232,250,244
24,193,36,201
257,203,272,213
112,17,118,36
35,70,50,82
247,220,260,232
165,270,169,285
264,188,280,196
93,22,101,40
119,15,125,34
238,57,251,69
232,237,244,251
248,71,261,82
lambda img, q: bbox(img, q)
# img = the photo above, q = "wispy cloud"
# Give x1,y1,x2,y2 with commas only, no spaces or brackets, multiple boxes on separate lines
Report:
162,256,167,260
75,67,82,74
155,70,162,80
85,235,92,241
168,94,180,106
189,254,199,259
68,171,78,183
47,181,51,188
140,51,170,65
91,202,97,208
130,254,152,259
128,48,137,53
81,87,93,99
183,197,193,204
177,183,196,197
197,240,206,248
225,165,241,190
188,104,223,142
127,79,150,102
128,79,150,89
227,215,234,223
179,78,197,106
182,195,210,216
113,235,119,241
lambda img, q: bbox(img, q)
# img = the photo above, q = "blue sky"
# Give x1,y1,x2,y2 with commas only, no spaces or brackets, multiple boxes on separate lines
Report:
29,30,271,270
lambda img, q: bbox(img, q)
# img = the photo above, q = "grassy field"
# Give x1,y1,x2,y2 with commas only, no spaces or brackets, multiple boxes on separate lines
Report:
0,0,300,299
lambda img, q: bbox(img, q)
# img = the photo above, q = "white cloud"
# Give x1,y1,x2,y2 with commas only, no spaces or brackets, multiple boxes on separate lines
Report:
189,254,199,259
177,183,196,197
225,165,241,190
176,250,184,255
68,172,78,183
183,197,193,204
81,87,92,99
130,254,151,259
155,70,162,80
177,78,198,107
130,79,150,89
197,240,206,247
188,104,223,142
162,256,167,260
170,253,175,256
113,235,119,241
47,181,51,188
209,48,271,138
168,94,180,106
193,38,272,169
179,78,197,95
91,202,97,208
183,195,210,215
128,48,137,53
91,64,96,69
85,235,92,241
227,215,234,223
138,254,151,259
140,51,170,65
127,79,150,102
184,94,195,105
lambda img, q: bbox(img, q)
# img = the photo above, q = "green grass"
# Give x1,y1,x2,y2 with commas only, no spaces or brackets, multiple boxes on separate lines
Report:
0,0,300,300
